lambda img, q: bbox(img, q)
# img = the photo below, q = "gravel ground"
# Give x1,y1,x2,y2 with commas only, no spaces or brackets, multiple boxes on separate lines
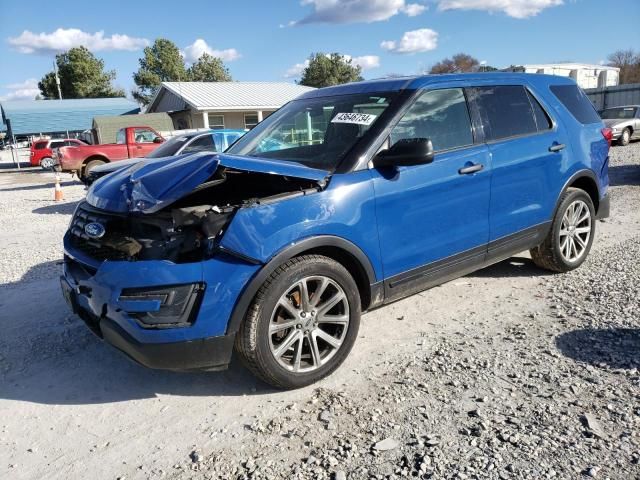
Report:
0,143,638,480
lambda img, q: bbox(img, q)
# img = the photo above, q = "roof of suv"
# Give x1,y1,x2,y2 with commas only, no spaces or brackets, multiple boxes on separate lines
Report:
298,73,577,99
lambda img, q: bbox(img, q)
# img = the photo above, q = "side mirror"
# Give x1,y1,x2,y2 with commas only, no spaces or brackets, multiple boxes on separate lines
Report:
153,137,164,144
373,138,434,168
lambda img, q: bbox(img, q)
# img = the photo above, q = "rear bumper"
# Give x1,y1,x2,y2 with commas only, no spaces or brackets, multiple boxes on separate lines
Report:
596,193,610,220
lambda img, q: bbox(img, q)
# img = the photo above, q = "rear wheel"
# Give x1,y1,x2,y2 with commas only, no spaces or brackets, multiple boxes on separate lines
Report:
235,255,361,389
82,159,105,180
530,188,595,272
619,128,631,146
40,157,54,169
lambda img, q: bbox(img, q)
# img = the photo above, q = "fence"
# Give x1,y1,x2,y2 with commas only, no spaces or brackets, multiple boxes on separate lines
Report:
585,83,640,111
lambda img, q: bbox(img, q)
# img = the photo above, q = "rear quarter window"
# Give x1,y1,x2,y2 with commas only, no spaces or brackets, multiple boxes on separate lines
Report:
549,84,601,124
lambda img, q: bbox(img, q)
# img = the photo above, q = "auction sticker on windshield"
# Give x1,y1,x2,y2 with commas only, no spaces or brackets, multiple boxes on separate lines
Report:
331,112,377,126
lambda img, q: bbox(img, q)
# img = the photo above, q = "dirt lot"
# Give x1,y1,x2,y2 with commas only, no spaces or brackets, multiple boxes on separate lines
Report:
0,144,639,480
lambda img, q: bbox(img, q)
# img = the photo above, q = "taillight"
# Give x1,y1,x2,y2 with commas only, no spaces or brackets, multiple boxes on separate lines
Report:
601,127,613,147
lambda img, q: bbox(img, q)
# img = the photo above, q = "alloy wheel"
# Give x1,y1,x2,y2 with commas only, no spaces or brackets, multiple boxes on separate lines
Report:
559,199,591,262
268,275,350,373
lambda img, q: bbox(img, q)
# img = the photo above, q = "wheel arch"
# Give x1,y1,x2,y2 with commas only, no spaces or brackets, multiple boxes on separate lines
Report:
558,170,600,214
225,236,380,336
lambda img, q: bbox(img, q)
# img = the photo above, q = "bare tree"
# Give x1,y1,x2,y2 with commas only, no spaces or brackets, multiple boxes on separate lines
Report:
429,53,480,74
607,49,640,84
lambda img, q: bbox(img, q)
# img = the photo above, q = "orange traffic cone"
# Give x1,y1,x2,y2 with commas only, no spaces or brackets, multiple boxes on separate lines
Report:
54,173,64,201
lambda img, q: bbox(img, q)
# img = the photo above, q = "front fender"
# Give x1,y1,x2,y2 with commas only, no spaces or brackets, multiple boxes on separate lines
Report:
220,170,382,280
219,170,383,335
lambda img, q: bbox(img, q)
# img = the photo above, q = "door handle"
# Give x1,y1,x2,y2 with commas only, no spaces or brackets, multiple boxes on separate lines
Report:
458,163,484,175
549,143,566,152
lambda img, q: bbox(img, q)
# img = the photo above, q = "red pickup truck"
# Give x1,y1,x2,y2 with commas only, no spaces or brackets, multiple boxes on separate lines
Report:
55,126,165,179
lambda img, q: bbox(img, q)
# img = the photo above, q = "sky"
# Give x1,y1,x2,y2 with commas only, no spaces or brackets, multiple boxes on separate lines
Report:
1,0,639,101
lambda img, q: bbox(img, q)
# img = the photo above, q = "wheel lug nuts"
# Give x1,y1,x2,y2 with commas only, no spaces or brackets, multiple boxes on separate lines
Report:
296,324,302,329
301,312,306,318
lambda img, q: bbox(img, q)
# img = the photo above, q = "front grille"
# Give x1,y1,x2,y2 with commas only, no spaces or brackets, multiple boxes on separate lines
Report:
69,202,132,262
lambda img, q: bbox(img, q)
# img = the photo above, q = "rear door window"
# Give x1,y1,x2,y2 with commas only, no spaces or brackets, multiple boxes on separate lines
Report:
549,84,601,124
471,86,538,141
34,141,47,150
390,88,473,152
49,141,65,149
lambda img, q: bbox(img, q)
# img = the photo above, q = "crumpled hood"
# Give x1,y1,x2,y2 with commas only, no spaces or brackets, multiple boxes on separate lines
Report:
86,151,330,213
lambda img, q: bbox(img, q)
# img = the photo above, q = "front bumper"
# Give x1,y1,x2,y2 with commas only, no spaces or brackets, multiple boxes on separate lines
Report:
62,235,261,371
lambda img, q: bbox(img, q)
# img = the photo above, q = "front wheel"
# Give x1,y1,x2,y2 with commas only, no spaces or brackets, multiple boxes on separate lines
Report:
235,255,361,389
618,128,631,146
530,188,595,272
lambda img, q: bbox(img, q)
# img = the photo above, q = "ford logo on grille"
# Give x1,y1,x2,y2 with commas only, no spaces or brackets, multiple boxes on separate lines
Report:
84,222,106,239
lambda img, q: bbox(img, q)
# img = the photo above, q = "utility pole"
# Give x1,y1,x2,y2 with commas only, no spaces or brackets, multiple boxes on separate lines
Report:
53,59,62,100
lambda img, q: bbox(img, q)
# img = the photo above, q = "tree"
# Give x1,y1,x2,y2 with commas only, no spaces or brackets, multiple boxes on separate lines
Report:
133,39,188,105
429,53,480,74
299,53,363,88
187,53,232,82
38,46,124,99
607,49,640,84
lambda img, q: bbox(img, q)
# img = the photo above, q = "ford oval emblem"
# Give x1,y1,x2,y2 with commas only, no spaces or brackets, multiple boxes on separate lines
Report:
84,222,106,239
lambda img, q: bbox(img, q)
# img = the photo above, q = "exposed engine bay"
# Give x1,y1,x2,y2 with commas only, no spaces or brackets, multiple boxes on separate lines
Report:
69,167,322,264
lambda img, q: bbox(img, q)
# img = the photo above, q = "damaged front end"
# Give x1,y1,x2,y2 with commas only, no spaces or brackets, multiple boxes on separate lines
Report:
73,152,329,264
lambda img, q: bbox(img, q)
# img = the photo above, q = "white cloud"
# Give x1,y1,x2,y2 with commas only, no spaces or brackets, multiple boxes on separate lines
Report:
348,55,381,69
294,0,425,24
285,60,311,78
284,53,380,78
8,28,149,54
381,28,438,54
402,3,427,16
436,0,563,19
182,38,241,63
0,78,40,101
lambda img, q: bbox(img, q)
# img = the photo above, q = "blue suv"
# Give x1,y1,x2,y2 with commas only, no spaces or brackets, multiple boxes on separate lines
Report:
61,73,610,388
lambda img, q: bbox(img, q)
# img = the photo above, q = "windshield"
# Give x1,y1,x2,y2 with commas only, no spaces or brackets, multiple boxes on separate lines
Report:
146,134,196,158
601,107,637,119
226,92,396,170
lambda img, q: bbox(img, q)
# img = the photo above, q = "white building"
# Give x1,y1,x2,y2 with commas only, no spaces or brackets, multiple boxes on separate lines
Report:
146,82,314,131
518,63,619,89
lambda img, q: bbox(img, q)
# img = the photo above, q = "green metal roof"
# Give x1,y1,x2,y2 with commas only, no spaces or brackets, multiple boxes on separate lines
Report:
1,97,140,136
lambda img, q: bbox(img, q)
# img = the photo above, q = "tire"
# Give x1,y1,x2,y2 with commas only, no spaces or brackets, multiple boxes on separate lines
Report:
619,128,631,146
40,157,54,170
530,187,595,273
82,159,105,180
235,254,361,389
